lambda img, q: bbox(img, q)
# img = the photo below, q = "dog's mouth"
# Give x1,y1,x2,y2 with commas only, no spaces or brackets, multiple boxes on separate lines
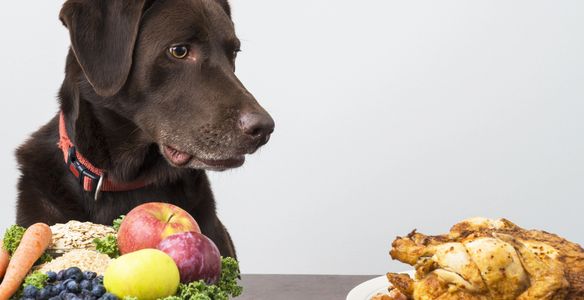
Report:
162,145,245,170
163,145,193,166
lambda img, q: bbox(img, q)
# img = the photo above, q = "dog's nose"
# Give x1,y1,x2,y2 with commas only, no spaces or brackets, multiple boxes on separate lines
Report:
239,112,275,144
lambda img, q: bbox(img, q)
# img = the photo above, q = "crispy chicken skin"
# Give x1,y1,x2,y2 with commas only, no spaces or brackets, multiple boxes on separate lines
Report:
385,218,584,300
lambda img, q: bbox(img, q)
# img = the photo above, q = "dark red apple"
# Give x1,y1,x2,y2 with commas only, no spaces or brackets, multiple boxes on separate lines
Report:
118,202,201,254
157,232,222,284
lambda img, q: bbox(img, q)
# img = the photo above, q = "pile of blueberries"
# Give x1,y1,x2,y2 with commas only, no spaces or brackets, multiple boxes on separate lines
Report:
20,267,118,300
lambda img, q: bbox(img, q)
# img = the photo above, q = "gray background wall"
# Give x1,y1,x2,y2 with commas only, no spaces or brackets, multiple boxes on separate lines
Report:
0,0,583,275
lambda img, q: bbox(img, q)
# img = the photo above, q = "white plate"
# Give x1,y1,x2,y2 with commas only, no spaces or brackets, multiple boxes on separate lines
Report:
346,271,415,300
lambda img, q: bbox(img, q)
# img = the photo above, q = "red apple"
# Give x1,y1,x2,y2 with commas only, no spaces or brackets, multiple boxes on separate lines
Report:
118,202,201,254
157,232,222,284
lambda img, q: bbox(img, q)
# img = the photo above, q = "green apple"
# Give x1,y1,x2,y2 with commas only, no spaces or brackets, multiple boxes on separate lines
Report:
104,249,180,300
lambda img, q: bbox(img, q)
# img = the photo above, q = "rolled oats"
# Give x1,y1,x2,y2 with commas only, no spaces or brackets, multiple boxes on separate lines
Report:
37,249,112,275
49,221,116,254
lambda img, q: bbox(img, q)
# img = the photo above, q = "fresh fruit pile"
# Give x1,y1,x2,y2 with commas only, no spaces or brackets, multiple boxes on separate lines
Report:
98,203,240,300
114,203,223,286
19,268,115,300
1,202,243,300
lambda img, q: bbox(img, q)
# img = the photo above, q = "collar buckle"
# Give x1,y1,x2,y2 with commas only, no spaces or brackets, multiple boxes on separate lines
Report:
67,147,101,194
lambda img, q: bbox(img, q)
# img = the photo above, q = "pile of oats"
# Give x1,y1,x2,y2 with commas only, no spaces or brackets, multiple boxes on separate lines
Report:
49,221,116,254
37,249,112,275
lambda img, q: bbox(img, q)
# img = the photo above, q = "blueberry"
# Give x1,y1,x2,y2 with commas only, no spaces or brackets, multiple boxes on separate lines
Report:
23,285,38,298
48,297,61,300
65,267,82,279
90,285,106,297
58,290,68,299
61,279,74,291
79,280,92,291
63,293,78,300
56,270,66,281
54,283,66,293
38,287,52,300
46,271,58,283
72,273,84,282
22,298,35,300
66,267,82,275
50,285,61,296
83,272,97,280
98,293,118,300
79,290,97,300
66,281,80,293
91,279,101,288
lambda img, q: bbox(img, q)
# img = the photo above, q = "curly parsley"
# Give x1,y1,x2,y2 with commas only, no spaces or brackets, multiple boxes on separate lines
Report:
93,235,120,258
24,272,49,289
93,215,125,258
2,225,26,254
159,257,243,300
113,215,125,232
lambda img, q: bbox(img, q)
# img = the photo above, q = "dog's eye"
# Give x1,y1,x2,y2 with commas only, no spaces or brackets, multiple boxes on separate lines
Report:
169,46,189,59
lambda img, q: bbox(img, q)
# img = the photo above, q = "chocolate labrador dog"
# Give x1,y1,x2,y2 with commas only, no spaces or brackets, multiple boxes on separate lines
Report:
15,0,274,258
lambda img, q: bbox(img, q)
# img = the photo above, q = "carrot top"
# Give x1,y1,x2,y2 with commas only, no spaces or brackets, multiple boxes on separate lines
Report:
2,225,26,255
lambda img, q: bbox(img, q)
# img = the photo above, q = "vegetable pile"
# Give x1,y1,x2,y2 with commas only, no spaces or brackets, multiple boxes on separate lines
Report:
0,204,243,300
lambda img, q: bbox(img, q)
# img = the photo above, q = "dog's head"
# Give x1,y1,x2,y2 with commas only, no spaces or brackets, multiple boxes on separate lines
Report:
60,0,274,171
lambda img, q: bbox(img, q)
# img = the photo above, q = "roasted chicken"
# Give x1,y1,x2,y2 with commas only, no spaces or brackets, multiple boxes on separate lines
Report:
384,218,584,300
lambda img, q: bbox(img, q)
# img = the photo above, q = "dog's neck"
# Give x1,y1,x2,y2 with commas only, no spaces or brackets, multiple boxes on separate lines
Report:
58,52,193,184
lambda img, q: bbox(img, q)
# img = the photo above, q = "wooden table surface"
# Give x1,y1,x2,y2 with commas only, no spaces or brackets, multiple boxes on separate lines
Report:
238,274,377,300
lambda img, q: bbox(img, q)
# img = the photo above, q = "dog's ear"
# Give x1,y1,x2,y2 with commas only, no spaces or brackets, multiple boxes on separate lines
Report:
215,0,231,18
60,0,147,97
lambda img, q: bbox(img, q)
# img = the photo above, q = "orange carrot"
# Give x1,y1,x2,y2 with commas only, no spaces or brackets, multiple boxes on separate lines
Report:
0,223,52,299
0,241,9,280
